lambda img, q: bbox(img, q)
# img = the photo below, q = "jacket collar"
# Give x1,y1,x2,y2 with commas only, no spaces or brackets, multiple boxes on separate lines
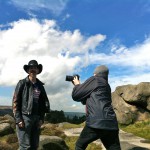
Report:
25,76,44,85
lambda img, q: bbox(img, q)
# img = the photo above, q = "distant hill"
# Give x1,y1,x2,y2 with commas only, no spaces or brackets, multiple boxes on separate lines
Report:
64,112,85,119
0,106,85,119
0,106,13,116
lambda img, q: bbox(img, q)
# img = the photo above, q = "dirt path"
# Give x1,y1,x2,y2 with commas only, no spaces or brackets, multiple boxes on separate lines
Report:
64,128,150,150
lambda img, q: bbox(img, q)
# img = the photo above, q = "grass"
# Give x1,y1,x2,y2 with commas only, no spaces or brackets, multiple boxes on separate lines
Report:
3,119,150,150
120,119,150,140
65,136,102,150
58,122,85,129
59,122,102,149
41,122,103,149
0,134,19,150
40,123,66,139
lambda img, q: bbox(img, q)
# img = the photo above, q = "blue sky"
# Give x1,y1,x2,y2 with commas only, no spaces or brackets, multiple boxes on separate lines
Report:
0,0,150,112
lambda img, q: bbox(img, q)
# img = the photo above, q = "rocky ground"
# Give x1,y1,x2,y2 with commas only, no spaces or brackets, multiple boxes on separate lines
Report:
1,112,150,150
64,128,150,150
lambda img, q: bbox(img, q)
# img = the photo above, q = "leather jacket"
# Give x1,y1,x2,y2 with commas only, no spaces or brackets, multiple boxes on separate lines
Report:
72,75,118,130
12,76,50,123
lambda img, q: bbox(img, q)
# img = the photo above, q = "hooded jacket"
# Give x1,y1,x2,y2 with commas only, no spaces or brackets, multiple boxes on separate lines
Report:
12,76,50,123
72,75,118,130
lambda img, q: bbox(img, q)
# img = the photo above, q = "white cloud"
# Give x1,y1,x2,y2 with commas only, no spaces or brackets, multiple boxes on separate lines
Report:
1,18,150,112
110,73,150,92
89,38,150,69
0,19,104,111
88,38,150,93
71,104,76,108
10,0,68,16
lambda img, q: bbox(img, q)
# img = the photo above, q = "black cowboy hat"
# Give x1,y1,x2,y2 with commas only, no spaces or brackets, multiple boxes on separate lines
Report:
23,60,43,74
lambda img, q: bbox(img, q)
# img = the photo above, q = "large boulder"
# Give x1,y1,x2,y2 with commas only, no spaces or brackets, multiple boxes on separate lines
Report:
112,82,150,125
0,123,14,136
0,115,16,129
41,123,66,139
39,135,69,150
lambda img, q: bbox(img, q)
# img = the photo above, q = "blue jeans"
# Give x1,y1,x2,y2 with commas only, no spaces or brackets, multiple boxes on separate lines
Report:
75,125,121,150
16,114,40,150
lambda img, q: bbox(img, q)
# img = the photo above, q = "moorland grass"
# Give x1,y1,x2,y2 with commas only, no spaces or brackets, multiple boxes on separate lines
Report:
120,119,150,140
40,124,66,138
59,122,103,149
59,122,85,129
65,136,102,150
0,133,19,150
2,120,150,149
41,122,103,149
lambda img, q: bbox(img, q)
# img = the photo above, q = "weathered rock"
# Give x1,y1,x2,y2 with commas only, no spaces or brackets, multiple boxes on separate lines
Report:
112,82,150,124
0,114,16,130
38,135,69,150
41,123,66,139
3,114,15,122
0,123,14,136
115,82,150,108
3,114,16,129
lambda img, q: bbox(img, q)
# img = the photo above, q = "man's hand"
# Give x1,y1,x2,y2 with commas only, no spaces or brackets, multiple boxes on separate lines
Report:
18,121,25,128
72,76,80,85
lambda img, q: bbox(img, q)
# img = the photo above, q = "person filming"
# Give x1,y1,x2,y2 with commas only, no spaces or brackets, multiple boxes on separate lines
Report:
71,65,121,150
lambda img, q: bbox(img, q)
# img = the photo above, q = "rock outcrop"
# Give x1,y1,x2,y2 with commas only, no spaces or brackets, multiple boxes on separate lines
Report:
0,115,68,150
112,82,150,124
0,115,15,136
39,135,69,150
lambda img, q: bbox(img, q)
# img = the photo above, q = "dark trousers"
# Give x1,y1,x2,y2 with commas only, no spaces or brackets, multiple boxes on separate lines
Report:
16,114,40,150
75,125,121,150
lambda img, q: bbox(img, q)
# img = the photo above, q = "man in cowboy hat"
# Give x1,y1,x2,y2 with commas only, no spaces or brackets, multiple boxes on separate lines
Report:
12,60,50,150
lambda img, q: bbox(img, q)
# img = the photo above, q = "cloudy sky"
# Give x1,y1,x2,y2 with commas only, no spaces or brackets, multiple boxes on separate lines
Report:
0,0,150,112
